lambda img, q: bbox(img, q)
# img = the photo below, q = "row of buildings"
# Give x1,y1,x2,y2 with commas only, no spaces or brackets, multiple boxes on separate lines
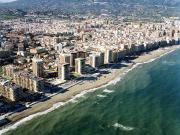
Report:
1,16,180,103
0,64,44,102
1,36,180,102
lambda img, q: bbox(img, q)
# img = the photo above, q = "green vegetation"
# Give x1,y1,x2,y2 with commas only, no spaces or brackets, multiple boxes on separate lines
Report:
71,72,81,78
3,76,12,80
0,67,3,76
0,0,180,19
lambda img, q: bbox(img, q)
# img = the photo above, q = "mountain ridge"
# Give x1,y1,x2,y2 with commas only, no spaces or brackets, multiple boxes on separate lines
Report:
0,0,180,19
0,0,180,9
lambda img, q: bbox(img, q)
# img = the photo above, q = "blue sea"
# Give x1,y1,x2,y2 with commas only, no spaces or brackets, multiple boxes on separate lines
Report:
2,49,180,135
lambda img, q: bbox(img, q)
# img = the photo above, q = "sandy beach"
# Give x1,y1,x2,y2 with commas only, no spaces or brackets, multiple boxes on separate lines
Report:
2,45,180,131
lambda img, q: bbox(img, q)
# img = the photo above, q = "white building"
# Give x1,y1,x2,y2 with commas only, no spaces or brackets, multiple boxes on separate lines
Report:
54,43,63,53
58,63,70,81
104,49,113,64
75,58,86,75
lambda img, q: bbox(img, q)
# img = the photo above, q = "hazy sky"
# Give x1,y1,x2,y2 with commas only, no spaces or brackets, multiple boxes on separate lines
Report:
0,0,16,3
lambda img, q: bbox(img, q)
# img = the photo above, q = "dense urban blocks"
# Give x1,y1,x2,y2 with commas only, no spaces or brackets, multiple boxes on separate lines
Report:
0,15,180,114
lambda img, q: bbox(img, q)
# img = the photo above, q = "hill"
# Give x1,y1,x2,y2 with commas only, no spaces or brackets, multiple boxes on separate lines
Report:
0,0,180,20
0,0,180,10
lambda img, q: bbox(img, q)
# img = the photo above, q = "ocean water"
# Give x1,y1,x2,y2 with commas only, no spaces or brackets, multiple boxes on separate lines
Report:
3,49,180,135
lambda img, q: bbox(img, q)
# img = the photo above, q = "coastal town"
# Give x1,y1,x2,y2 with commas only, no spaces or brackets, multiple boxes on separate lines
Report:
0,14,180,127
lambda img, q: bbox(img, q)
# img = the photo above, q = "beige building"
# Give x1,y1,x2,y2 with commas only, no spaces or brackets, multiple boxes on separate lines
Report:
75,58,85,75
59,53,71,64
13,72,44,92
2,65,19,78
0,78,24,101
70,51,86,69
104,49,113,64
32,58,44,77
30,47,46,54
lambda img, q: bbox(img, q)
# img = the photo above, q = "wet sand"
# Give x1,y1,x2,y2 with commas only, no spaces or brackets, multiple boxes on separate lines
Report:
4,45,180,128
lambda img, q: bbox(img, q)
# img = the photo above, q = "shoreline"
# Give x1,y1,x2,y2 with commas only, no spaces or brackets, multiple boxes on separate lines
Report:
1,45,180,134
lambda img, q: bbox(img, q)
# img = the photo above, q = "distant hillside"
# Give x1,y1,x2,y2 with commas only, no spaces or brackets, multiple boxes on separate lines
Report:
98,0,180,6
0,0,87,9
1,0,180,10
0,0,180,19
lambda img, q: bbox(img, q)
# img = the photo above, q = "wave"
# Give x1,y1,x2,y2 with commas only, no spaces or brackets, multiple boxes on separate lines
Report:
0,48,176,135
0,77,122,135
162,60,176,65
124,63,141,73
143,49,175,64
97,94,107,98
113,123,134,131
143,58,156,64
103,89,114,93
70,99,78,103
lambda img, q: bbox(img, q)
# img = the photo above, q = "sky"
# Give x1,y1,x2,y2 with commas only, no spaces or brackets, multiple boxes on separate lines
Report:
0,0,16,3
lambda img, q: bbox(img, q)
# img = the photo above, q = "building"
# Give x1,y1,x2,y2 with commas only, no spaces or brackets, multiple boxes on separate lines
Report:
175,37,180,45
30,47,46,54
18,43,25,52
159,40,167,48
77,51,86,58
70,52,77,68
112,51,118,62
2,65,19,78
104,49,113,64
89,54,100,68
58,63,70,81
145,42,155,51
17,43,26,56
32,58,44,77
70,51,86,70
54,43,63,53
117,50,126,60
131,44,145,55
0,78,24,101
2,41,14,51
99,52,105,66
13,72,44,92
59,53,71,64
75,58,85,75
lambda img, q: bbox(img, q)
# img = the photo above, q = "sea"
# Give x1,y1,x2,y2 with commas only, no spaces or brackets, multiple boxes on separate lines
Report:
1,48,180,135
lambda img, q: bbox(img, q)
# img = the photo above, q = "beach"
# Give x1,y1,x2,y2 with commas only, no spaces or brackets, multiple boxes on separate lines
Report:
1,45,180,132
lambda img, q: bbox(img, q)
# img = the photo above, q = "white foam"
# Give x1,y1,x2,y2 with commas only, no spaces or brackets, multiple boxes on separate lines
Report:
0,101,66,135
162,60,167,64
143,49,174,64
103,89,114,93
0,48,176,135
143,58,156,64
70,99,78,103
162,60,176,65
113,123,134,131
108,76,122,85
121,63,141,77
0,79,119,135
97,94,107,98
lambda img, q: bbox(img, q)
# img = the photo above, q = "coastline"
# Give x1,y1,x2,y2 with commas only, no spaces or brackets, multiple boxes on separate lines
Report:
1,45,180,134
